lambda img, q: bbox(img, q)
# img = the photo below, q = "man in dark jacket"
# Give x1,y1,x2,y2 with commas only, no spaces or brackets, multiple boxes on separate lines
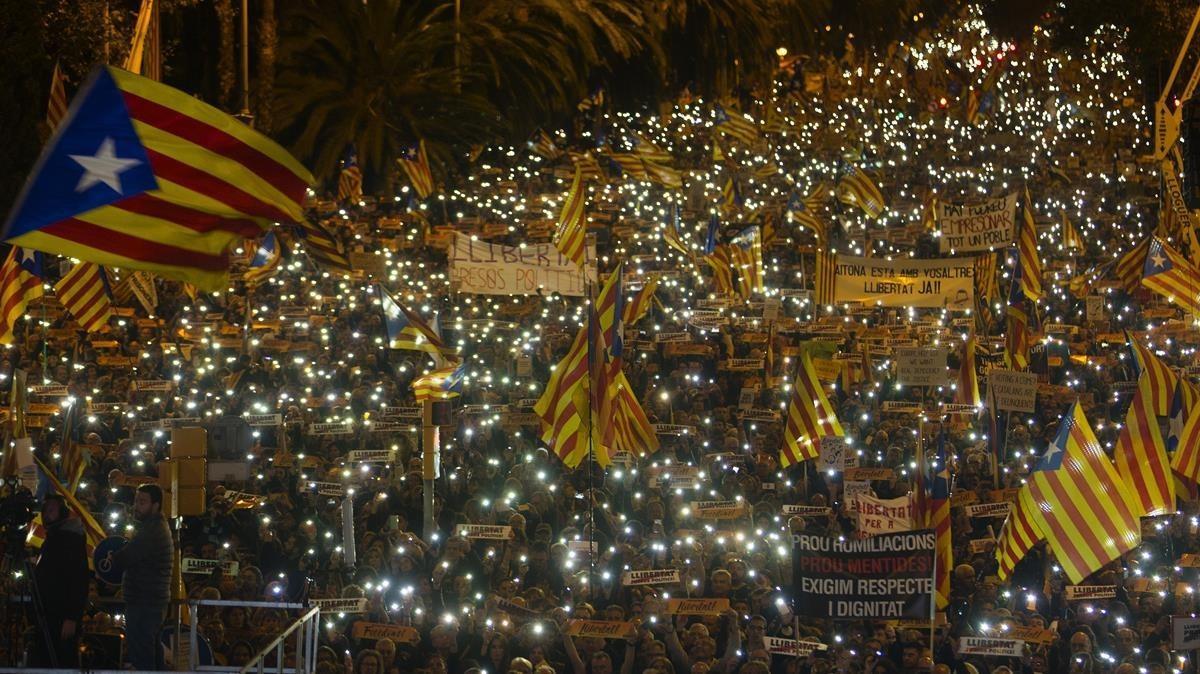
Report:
31,495,89,667
112,484,173,670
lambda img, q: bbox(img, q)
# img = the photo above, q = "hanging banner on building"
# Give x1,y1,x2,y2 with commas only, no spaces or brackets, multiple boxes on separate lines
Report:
449,233,596,296
937,194,1017,253
834,256,974,309
791,530,935,619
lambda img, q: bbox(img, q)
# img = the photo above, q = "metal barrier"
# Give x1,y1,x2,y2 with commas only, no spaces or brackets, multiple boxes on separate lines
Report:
186,599,317,674
238,606,320,674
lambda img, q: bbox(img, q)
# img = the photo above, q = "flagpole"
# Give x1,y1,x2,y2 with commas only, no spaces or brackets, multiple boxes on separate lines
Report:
584,233,596,585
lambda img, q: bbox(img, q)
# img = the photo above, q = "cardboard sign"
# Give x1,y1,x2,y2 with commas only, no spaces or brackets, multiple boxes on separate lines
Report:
1173,616,1200,650
834,256,974,309
309,481,345,497
792,530,935,620
895,348,948,386
310,598,368,613
764,637,828,657
654,424,697,436
663,598,730,616
181,558,239,576
351,622,421,644
1065,585,1117,601
622,569,681,586
817,436,851,472
565,620,635,639
1003,626,1056,645
881,401,923,414
987,369,1038,413
456,524,514,540
957,637,1024,658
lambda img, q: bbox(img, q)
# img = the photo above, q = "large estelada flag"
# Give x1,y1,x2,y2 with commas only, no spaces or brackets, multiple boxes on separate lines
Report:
3,66,313,291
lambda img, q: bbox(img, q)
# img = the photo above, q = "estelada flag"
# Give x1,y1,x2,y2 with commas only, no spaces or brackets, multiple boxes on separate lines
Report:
4,66,313,291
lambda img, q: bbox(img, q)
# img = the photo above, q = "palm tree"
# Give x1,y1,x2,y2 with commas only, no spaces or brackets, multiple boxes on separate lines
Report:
273,0,501,185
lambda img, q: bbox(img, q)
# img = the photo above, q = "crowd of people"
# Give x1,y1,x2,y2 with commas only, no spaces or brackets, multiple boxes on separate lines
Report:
2,6,1198,674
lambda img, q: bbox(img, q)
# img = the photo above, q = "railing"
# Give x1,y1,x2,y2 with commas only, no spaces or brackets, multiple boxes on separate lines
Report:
186,599,316,674
239,606,320,674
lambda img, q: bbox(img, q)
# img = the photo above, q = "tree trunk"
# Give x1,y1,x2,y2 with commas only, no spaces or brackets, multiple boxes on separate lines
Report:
215,0,236,110
255,0,276,132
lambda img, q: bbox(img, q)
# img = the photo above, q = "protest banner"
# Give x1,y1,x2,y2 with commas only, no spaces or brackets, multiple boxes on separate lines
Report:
845,467,894,481
181,558,239,576
352,622,421,644
449,233,595,296
844,480,873,503
1173,616,1200,650
565,620,636,639
456,524,515,540
986,369,1038,413
663,598,730,616
308,422,354,435
791,530,935,619
895,348,948,386
964,502,1012,518
348,449,394,463
834,256,974,309
622,569,681,586
690,500,747,519
850,494,914,535
936,194,1017,252
956,637,1024,657
310,598,368,613
764,637,828,657
243,413,282,427
1065,585,1117,601
783,505,834,517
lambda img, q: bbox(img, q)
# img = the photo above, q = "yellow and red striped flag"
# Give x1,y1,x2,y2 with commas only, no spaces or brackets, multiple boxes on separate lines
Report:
608,152,649,181
642,160,684,190
1114,376,1175,517
622,275,659,325
1018,187,1043,300
553,166,588,269
397,140,434,199
704,244,736,296
930,429,953,608
47,62,69,129
5,66,313,291
955,334,980,408
814,245,836,306
610,370,659,457
1126,333,1178,416
836,165,886,219
29,455,106,567
731,227,763,299
1172,394,1200,487
533,326,594,469
0,247,44,345
780,353,844,467
1141,236,1200,315
1061,210,1083,250
412,362,467,403
713,103,760,145
1116,237,1150,293
568,151,603,181
55,261,113,333
996,486,1044,581
1023,402,1141,584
